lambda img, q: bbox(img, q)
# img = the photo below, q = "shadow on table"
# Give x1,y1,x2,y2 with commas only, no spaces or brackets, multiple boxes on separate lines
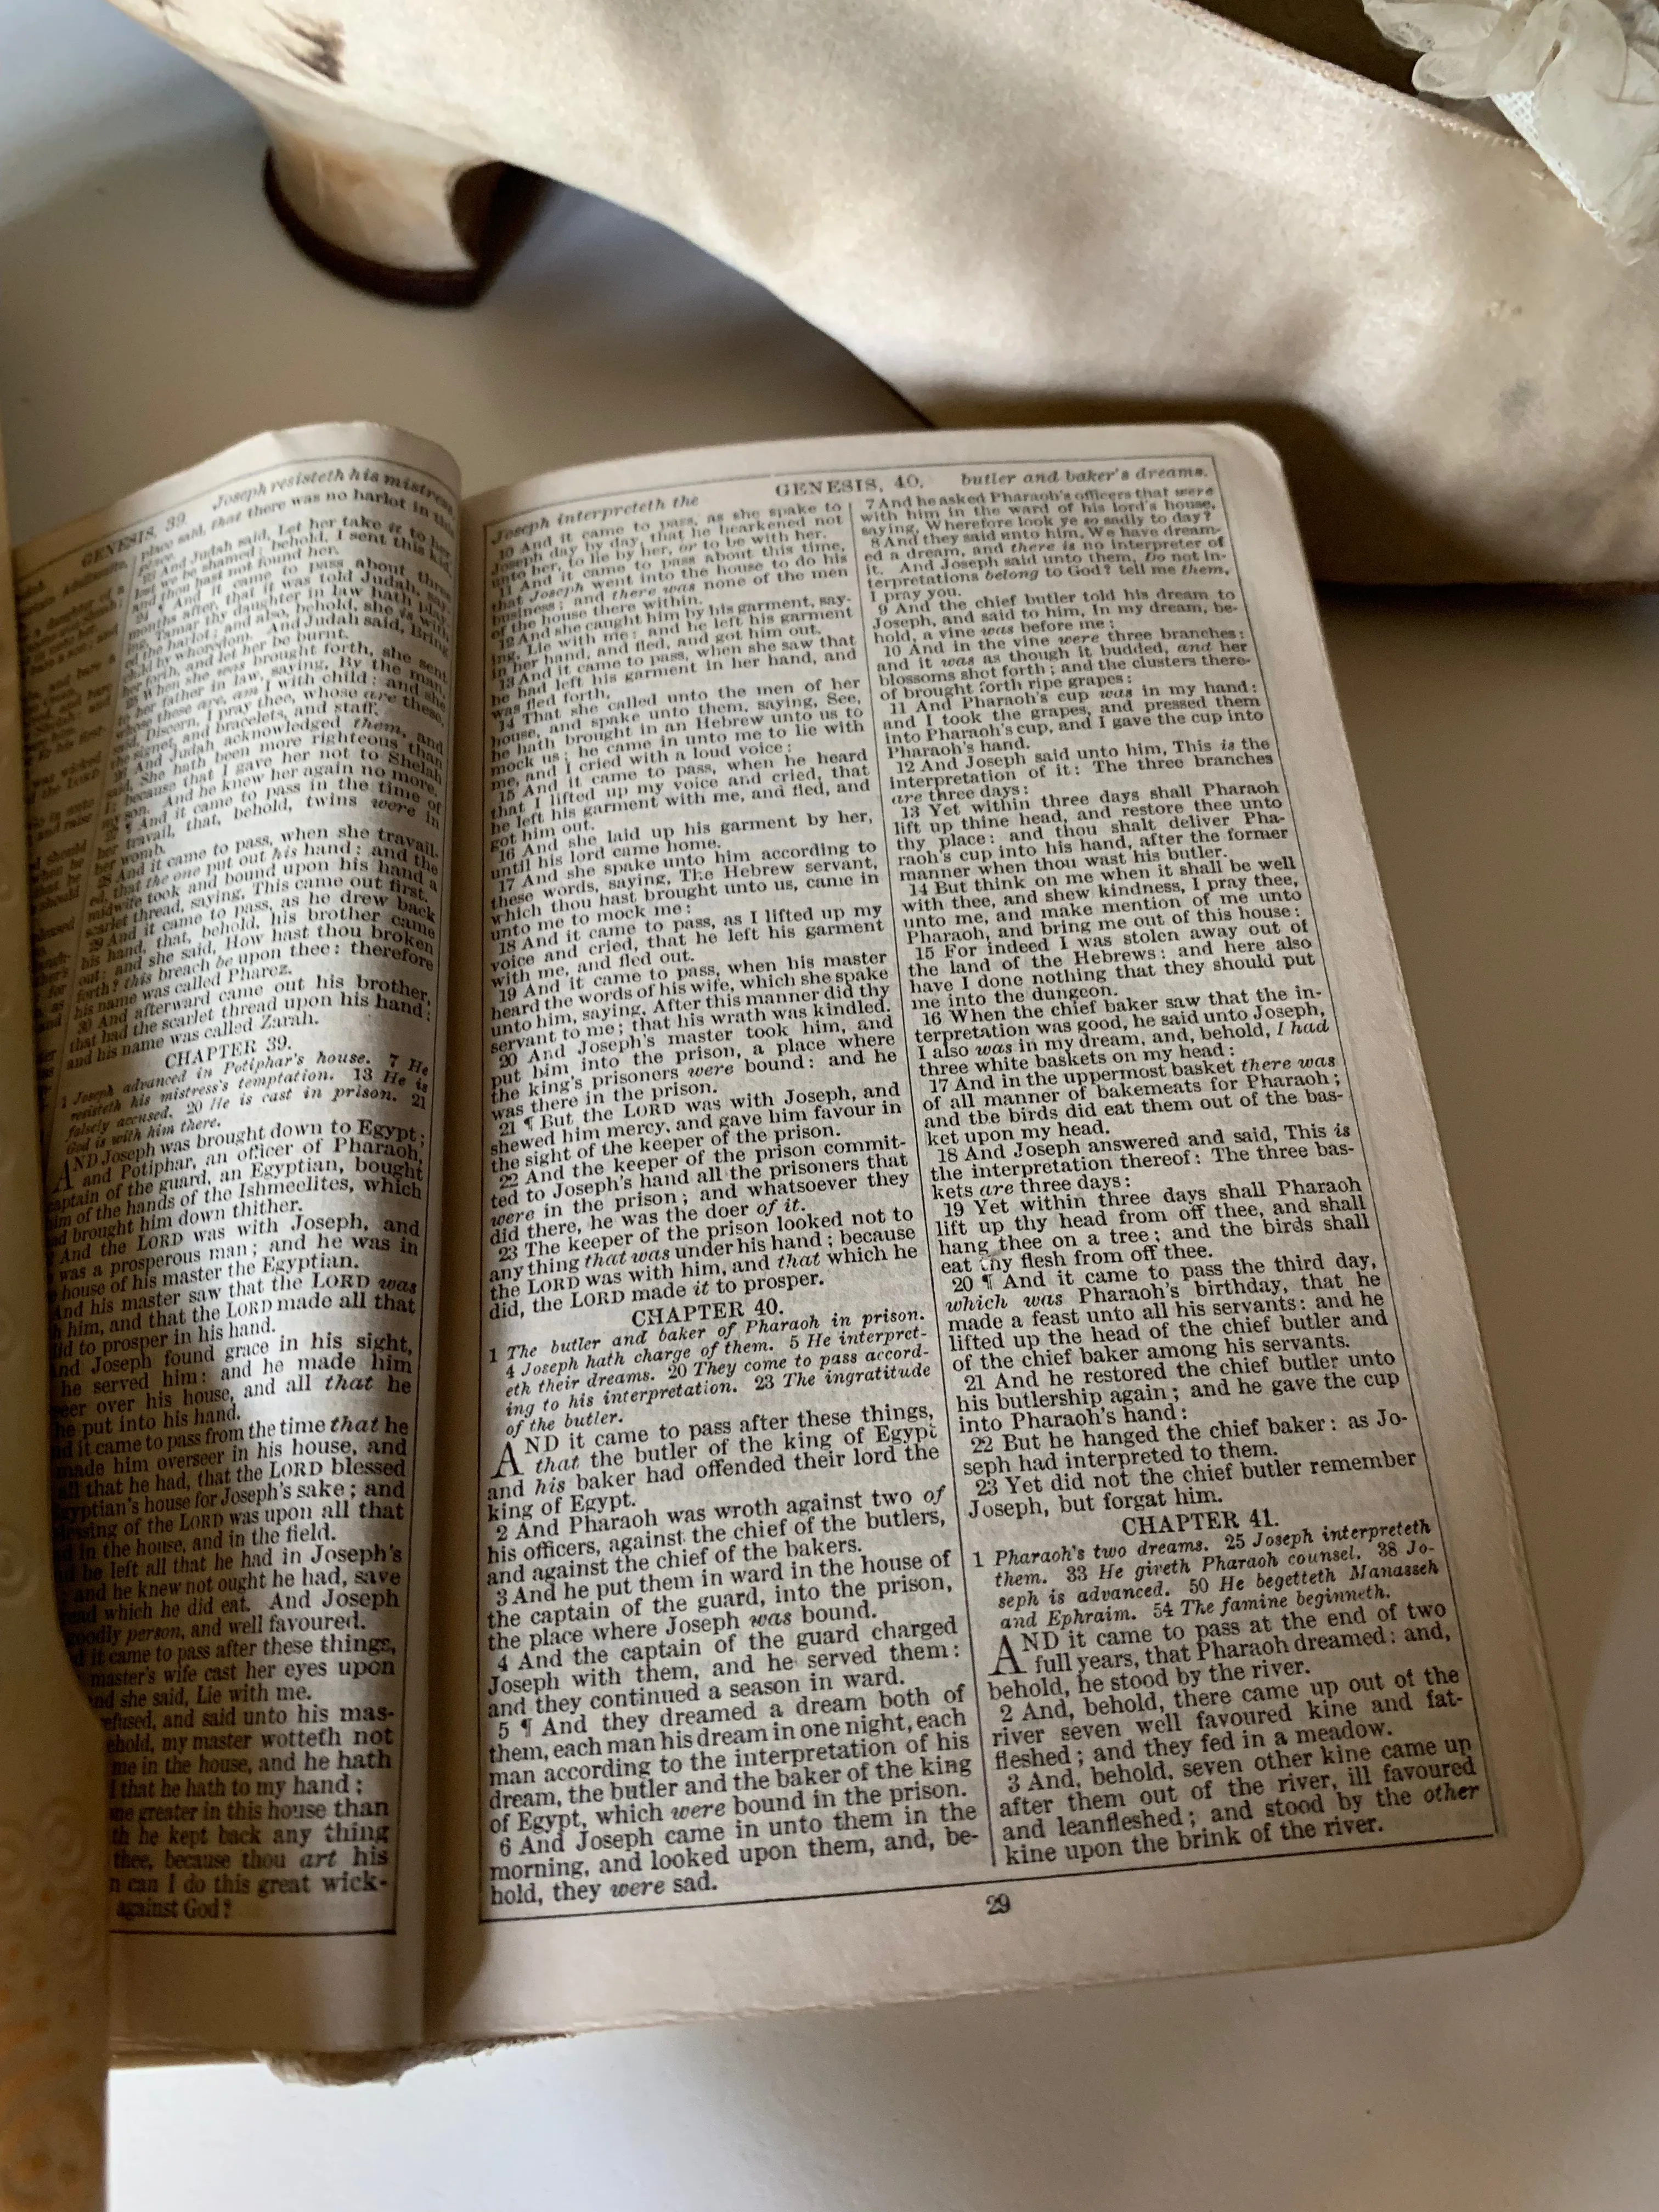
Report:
0,107,916,545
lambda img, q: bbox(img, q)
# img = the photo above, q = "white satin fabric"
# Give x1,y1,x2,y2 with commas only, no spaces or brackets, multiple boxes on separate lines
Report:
105,0,1659,582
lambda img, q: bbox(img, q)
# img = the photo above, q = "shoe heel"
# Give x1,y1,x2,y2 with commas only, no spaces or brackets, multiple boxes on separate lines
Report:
218,60,541,306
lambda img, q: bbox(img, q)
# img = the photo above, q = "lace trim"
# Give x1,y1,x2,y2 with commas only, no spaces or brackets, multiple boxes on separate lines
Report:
1364,0,1659,249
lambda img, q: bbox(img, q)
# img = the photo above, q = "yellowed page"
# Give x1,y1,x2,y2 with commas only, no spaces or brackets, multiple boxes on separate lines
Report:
16,424,459,2054
431,423,1578,2040
0,433,108,2199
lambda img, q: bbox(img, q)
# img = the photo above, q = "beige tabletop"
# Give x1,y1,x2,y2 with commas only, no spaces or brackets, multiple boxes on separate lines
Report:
4,2,1656,2205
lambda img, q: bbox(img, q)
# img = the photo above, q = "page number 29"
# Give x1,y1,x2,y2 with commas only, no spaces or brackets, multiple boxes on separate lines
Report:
985,1892,1012,1916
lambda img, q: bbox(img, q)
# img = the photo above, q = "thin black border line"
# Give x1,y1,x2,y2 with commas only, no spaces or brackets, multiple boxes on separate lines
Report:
44,446,462,1940
473,522,494,1916
381,472,463,1970
20,453,457,580
486,453,1216,539
845,498,995,1868
473,444,1498,1932
478,1814,1497,1930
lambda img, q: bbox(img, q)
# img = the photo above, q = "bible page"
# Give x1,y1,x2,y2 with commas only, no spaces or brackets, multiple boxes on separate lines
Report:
17,425,459,2054
432,424,1577,2040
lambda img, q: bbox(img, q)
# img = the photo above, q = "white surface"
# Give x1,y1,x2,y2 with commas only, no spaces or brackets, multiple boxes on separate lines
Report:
3,3,1656,2205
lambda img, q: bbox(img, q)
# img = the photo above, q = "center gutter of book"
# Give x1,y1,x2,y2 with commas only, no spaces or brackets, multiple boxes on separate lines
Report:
18,422,1543,2049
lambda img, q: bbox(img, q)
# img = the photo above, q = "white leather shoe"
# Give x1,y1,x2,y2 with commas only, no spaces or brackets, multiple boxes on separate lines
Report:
102,0,1659,584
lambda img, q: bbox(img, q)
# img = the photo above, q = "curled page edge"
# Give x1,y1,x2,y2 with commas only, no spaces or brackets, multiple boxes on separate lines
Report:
0,430,111,2202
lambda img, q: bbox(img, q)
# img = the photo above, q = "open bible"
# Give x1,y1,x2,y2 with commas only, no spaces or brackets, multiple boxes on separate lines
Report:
13,421,1578,2062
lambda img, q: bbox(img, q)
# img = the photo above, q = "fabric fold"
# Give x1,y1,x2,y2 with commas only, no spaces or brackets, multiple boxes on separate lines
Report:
1364,0,1659,250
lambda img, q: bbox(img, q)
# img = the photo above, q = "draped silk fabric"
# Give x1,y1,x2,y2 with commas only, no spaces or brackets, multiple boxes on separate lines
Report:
109,0,1659,580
